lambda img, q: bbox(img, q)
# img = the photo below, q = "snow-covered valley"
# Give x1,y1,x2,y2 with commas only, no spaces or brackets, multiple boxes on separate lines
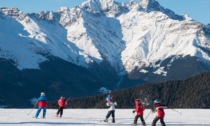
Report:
0,109,209,126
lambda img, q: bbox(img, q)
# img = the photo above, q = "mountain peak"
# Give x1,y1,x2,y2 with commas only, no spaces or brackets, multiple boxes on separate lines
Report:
80,0,121,16
140,0,155,9
38,11,55,21
0,7,26,20
139,0,163,12
0,7,21,16
138,0,184,21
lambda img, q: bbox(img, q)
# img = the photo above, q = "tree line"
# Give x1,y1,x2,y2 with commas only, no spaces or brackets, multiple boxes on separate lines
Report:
49,71,210,108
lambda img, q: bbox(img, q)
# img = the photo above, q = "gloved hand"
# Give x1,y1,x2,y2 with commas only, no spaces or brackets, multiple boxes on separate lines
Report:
151,107,156,113
34,104,38,108
132,110,135,113
114,102,117,106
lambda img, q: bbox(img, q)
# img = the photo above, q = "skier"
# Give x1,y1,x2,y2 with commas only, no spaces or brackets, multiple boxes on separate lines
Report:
56,96,68,117
133,98,146,126
104,98,117,123
34,92,48,118
151,99,167,126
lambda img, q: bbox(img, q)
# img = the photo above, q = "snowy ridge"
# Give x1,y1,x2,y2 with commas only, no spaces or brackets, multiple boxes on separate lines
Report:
0,0,210,77
0,7,94,69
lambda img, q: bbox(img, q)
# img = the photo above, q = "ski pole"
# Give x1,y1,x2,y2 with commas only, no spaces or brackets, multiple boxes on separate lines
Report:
145,110,152,120
171,109,182,115
66,98,71,105
67,98,71,102
65,98,71,108
27,107,35,115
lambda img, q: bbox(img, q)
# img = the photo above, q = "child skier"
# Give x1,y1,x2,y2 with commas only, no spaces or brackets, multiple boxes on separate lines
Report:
151,99,167,126
133,98,146,126
104,98,117,123
34,92,48,118
56,96,68,117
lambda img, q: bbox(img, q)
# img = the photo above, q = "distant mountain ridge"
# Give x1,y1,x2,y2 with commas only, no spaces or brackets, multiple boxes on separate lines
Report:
0,0,210,107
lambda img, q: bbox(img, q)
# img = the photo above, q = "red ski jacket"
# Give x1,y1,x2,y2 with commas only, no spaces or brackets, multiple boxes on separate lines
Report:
135,104,145,115
134,99,145,116
155,103,166,118
36,100,47,108
58,98,67,107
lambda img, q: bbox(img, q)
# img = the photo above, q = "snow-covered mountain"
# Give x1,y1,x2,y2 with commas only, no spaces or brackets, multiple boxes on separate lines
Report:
0,0,210,95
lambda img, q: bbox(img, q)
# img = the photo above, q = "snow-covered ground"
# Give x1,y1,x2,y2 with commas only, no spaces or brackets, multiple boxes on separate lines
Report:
0,109,209,126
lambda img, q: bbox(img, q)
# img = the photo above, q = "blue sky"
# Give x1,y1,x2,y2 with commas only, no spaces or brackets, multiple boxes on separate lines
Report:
0,0,209,24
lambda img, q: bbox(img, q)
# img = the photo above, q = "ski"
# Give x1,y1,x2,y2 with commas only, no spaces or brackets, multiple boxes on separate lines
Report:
32,116,46,119
32,116,39,119
99,120,119,124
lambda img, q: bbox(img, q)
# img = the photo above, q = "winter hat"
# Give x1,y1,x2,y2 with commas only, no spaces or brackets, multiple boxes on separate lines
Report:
109,98,113,102
135,98,140,101
135,99,141,105
154,99,161,104
41,92,45,96
60,96,65,99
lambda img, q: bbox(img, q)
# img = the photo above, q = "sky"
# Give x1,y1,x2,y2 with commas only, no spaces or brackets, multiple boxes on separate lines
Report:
0,0,209,25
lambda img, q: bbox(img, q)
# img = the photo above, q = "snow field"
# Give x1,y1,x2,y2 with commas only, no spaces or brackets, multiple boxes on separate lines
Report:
0,109,209,126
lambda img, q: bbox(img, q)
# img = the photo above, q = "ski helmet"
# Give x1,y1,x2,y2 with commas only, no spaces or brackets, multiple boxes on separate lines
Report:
154,99,161,104
60,96,65,99
41,92,45,96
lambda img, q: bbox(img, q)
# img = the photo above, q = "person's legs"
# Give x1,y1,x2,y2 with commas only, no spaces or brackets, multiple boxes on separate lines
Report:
60,107,64,117
160,118,166,126
43,108,46,118
56,107,62,116
134,115,139,125
35,108,42,118
140,115,146,126
111,111,115,123
104,111,112,122
152,116,160,126
106,111,112,119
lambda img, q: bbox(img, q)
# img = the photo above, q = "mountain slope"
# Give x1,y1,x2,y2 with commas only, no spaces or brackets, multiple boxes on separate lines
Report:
0,1,210,77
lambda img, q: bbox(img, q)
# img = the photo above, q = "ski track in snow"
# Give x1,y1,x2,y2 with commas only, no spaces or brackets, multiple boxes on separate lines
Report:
0,109,209,126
